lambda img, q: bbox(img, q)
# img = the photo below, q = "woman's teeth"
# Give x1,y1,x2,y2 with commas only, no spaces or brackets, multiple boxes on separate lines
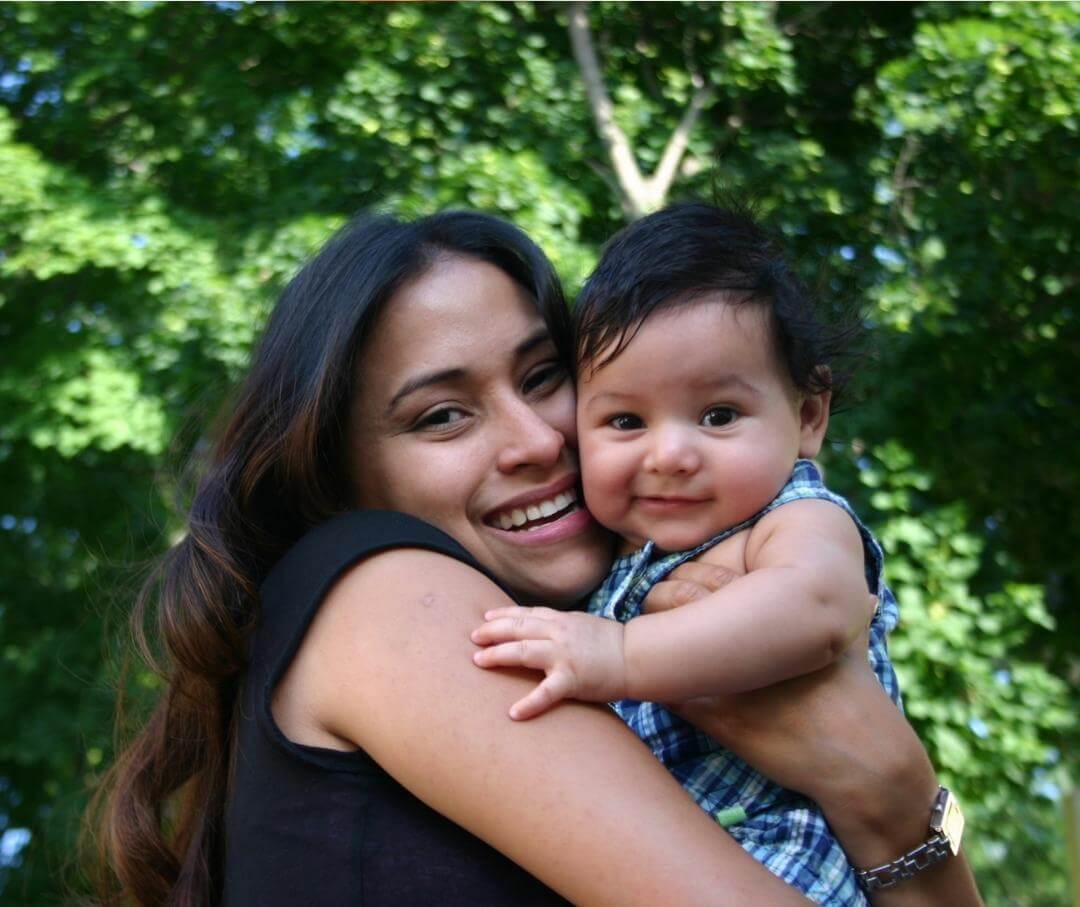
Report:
494,490,578,531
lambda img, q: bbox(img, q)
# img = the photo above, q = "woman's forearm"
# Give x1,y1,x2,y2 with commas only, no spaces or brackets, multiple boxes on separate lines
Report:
672,652,982,906
815,742,982,907
650,551,984,904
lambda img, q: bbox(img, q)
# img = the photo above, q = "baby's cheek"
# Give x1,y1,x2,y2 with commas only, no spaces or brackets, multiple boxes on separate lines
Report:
580,444,635,530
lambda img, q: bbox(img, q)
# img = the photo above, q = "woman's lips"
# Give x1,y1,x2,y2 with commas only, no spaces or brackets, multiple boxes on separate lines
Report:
487,488,579,530
483,501,597,546
484,475,580,529
487,474,579,517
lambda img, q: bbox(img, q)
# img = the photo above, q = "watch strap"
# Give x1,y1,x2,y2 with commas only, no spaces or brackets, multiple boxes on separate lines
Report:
856,833,953,891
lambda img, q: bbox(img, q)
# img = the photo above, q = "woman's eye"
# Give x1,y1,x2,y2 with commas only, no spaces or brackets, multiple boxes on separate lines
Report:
702,406,737,428
610,413,644,431
414,407,468,431
523,362,566,394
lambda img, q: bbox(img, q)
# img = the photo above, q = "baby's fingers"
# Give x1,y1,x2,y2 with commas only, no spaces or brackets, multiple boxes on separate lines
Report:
482,606,533,622
483,605,562,621
471,615,552,646
508,672,575,721
473,639,556,671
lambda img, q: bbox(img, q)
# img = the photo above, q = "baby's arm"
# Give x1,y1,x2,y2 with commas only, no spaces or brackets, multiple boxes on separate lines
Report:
624,498,873,702
473,499,873,716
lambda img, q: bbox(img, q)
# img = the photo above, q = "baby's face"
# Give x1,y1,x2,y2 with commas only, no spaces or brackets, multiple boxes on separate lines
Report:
577,300,827,552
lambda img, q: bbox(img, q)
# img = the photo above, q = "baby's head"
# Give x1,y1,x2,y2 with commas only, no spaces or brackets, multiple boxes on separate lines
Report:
573,202,856,552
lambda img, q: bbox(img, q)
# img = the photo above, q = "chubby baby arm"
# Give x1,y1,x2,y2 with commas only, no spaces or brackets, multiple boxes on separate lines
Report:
470,559,749,719
471,499,873,715
622,498,876,703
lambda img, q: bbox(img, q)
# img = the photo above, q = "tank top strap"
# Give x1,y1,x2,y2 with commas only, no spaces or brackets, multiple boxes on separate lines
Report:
252,509,513,773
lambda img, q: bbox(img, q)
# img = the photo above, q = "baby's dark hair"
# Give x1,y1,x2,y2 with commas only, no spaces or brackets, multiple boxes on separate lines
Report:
574,201,862,408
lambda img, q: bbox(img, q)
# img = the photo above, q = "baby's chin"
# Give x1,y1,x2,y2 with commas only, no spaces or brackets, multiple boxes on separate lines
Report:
633,511,764,555
651,532,718,555
614,525,718,556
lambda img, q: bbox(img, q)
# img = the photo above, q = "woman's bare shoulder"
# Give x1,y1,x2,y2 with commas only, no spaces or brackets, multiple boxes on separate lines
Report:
288,546,512,739
272,546,505,741
327,544,509,625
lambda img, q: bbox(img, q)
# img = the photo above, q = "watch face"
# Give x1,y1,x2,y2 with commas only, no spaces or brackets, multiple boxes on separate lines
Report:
939,794,965,855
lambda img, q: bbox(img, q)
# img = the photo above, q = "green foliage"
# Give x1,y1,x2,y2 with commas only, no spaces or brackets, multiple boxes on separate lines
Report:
846,442,1072,906
0,2,1075,902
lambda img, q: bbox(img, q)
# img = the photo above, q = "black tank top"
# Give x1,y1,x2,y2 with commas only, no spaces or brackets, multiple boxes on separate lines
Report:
223,510,566,905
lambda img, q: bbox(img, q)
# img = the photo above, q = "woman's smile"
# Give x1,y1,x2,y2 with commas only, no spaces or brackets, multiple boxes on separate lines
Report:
484,493,597,547
482,473,591,536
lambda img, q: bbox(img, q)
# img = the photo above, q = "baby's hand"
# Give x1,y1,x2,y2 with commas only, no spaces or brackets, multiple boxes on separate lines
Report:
471,607,628,720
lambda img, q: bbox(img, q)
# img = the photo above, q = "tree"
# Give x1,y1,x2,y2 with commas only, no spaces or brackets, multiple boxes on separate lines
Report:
0,3,1075,903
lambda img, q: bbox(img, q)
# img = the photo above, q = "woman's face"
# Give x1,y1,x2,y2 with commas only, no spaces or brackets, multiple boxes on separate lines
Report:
347,254,612,606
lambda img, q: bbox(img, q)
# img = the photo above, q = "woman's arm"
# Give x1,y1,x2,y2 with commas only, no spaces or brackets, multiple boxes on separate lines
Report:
671,642,982,906
290,548,807,907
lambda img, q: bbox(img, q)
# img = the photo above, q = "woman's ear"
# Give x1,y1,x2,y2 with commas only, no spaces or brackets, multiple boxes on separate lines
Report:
797,367,831,458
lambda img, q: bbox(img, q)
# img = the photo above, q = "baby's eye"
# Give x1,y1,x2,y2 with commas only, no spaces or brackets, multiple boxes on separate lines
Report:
523,362,567,395
609,413,644,431
414,406,468,432
701,406,737,428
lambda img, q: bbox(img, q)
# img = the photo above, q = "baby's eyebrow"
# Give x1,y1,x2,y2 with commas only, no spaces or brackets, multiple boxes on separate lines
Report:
582,391,634,411
700,373,759,395
583,373,759,410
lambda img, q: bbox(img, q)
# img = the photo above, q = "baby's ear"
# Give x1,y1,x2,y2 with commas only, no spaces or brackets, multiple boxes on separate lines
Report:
797,367,831,458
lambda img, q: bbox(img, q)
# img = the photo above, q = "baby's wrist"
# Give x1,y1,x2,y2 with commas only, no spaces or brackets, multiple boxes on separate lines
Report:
619,618,647,702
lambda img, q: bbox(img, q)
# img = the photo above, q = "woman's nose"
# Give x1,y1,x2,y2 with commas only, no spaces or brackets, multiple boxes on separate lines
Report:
495,398,566,473
644,426,701,476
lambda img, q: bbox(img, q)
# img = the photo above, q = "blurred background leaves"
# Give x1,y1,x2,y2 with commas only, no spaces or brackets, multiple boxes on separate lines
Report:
0,2,1076,903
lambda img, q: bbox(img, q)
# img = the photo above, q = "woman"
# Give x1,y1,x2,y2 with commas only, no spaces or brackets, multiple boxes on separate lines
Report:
93,211,979,905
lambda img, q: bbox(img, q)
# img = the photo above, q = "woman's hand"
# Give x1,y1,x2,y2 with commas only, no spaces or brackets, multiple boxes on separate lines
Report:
648,560,919,859
669,638,918,836
643,560,745,612
646,563,981,904
471,606,629,719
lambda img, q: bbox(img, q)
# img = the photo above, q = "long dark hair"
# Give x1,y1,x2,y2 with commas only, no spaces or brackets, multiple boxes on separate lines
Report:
88,210,570,905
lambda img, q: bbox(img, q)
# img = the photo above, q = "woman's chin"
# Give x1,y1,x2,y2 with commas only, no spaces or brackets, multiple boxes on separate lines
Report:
482,513,614,605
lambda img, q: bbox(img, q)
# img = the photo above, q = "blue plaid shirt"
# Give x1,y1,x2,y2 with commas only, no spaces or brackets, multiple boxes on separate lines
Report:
588,460,901,905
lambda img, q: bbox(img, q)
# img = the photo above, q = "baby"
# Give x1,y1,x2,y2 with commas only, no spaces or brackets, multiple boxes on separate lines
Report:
472,203,902,905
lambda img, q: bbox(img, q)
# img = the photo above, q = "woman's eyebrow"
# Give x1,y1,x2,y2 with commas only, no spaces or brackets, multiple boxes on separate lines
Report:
387,368,467,414
515,327,554,357
386,327,553,415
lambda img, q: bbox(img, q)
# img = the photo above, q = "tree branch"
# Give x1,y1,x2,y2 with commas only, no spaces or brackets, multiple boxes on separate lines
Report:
650,82,714,204
567,1,713,219
567,1,646,217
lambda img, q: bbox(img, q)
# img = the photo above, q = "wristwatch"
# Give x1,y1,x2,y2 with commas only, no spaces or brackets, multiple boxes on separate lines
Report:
856,786,965,891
